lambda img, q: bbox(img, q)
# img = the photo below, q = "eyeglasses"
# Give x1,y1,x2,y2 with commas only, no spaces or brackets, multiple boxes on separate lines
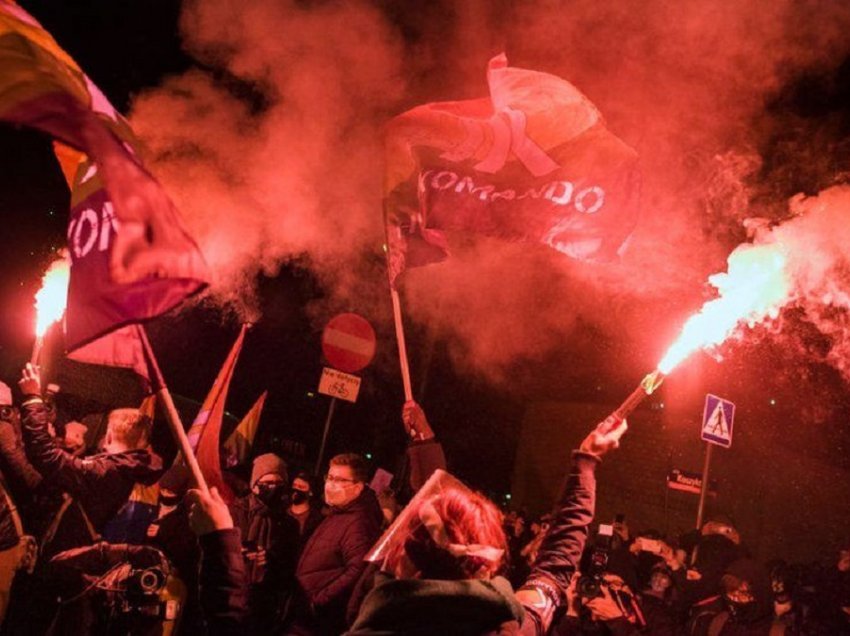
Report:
324,474,359,485
0,406,18,421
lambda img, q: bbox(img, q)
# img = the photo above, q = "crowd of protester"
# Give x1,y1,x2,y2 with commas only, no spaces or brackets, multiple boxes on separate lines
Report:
0,364,845,635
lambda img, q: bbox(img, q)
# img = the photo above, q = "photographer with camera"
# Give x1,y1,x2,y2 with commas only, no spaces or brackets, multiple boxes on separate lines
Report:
554,523,646,636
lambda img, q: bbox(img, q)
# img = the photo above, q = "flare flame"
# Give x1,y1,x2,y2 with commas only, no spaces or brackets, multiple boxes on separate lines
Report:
657,241,791,374
34,252,71,338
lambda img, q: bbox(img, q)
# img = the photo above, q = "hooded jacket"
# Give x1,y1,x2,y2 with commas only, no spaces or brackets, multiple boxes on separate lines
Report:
347,574,524,635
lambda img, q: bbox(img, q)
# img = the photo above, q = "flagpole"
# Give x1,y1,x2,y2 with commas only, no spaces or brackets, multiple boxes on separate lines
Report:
136,325,209,494
315,397,338,477
389,287,414,402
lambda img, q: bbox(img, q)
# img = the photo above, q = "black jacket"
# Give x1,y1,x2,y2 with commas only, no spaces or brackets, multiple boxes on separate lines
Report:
21,400,164,554
292,486,383,634
198,528,249,636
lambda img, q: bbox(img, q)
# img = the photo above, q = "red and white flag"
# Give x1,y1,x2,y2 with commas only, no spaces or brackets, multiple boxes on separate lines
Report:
177,325,247,500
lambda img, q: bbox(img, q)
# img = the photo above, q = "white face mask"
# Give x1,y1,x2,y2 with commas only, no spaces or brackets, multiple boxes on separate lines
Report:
324,480,360,507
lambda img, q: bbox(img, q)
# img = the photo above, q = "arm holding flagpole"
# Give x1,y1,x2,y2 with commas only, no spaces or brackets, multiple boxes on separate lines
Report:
136,325,209,494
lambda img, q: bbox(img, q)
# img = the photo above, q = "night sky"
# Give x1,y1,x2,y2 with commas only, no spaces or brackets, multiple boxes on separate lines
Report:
1,0,850,550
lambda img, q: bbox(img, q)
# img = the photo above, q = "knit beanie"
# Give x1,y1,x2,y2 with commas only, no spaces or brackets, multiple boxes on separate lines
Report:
251,453,287,485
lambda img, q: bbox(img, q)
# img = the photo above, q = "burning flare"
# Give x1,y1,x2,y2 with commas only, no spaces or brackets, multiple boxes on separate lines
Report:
34,251,71,338
657,241,791,374
612,240,793,422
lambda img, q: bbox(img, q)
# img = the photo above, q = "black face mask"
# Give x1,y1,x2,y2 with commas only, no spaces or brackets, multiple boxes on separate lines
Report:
291,490,309,505
726,599,761,624
256,483,286,506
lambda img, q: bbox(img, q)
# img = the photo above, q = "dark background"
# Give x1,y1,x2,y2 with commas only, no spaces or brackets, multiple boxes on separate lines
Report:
1,1,848,560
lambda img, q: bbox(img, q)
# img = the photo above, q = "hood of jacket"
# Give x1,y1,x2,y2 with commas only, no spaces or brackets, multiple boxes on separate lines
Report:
347,575,523,635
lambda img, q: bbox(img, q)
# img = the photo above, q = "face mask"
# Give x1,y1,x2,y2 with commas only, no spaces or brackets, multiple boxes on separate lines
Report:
291,490,309,505
256,482,285,506
726,598,760,623
325,481,357,507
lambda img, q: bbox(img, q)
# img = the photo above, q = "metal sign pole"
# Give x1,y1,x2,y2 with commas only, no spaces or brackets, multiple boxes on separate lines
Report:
695,442,714,529
315,397,338,477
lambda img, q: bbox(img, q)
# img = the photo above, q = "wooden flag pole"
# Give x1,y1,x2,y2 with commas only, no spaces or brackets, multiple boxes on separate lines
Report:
137,325,209,494
389,286,414,402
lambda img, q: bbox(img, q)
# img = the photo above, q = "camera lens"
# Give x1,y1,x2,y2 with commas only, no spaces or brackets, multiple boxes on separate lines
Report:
578,575,602,599
138,568,164,593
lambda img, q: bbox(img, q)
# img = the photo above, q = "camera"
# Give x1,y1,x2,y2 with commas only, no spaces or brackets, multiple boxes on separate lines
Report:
126,566,167,597
578,523,613,599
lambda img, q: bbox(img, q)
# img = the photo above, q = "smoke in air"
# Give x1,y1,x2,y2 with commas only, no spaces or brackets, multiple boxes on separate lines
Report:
128,0,850,385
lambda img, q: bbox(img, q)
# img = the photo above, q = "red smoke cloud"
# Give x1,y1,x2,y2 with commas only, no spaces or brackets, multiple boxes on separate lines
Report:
129,0,850,387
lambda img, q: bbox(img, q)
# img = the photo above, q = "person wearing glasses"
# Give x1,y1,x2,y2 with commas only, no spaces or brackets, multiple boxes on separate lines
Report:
283,453,382,635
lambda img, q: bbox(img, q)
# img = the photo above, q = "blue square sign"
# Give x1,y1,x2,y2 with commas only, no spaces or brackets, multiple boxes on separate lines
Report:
702,394,735,448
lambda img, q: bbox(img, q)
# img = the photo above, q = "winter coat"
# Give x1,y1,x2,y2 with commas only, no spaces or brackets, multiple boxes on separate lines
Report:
289,486,383,634
689,559,784,636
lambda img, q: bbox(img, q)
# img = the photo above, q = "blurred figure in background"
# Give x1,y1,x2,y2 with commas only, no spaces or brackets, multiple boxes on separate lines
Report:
287,470,324,549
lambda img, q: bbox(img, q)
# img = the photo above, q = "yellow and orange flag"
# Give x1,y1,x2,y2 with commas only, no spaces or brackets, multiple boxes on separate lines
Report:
223,391,267,469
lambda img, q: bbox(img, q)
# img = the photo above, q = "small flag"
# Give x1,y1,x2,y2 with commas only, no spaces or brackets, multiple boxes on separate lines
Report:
223,391,267,468
384,54,640,286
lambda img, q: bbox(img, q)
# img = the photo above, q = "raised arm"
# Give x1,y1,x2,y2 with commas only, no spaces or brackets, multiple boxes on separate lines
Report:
187,487,249,636
402,400,447,492
516,414,629,636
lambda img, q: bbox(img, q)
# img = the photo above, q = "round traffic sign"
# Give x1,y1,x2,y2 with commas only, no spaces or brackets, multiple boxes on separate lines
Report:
321,313,376,373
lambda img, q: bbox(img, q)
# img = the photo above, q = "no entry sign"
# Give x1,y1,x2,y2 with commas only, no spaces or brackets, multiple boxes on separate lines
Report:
321,313,376,373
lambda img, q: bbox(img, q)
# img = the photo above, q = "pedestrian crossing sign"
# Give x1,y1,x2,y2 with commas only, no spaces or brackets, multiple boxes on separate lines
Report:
702,394,735,448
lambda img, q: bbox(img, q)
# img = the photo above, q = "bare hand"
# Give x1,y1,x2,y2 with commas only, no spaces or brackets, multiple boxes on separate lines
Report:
186,487,233,535
402,400,435,441
19,364,42,397
579,414,628,458
658,541,683,570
